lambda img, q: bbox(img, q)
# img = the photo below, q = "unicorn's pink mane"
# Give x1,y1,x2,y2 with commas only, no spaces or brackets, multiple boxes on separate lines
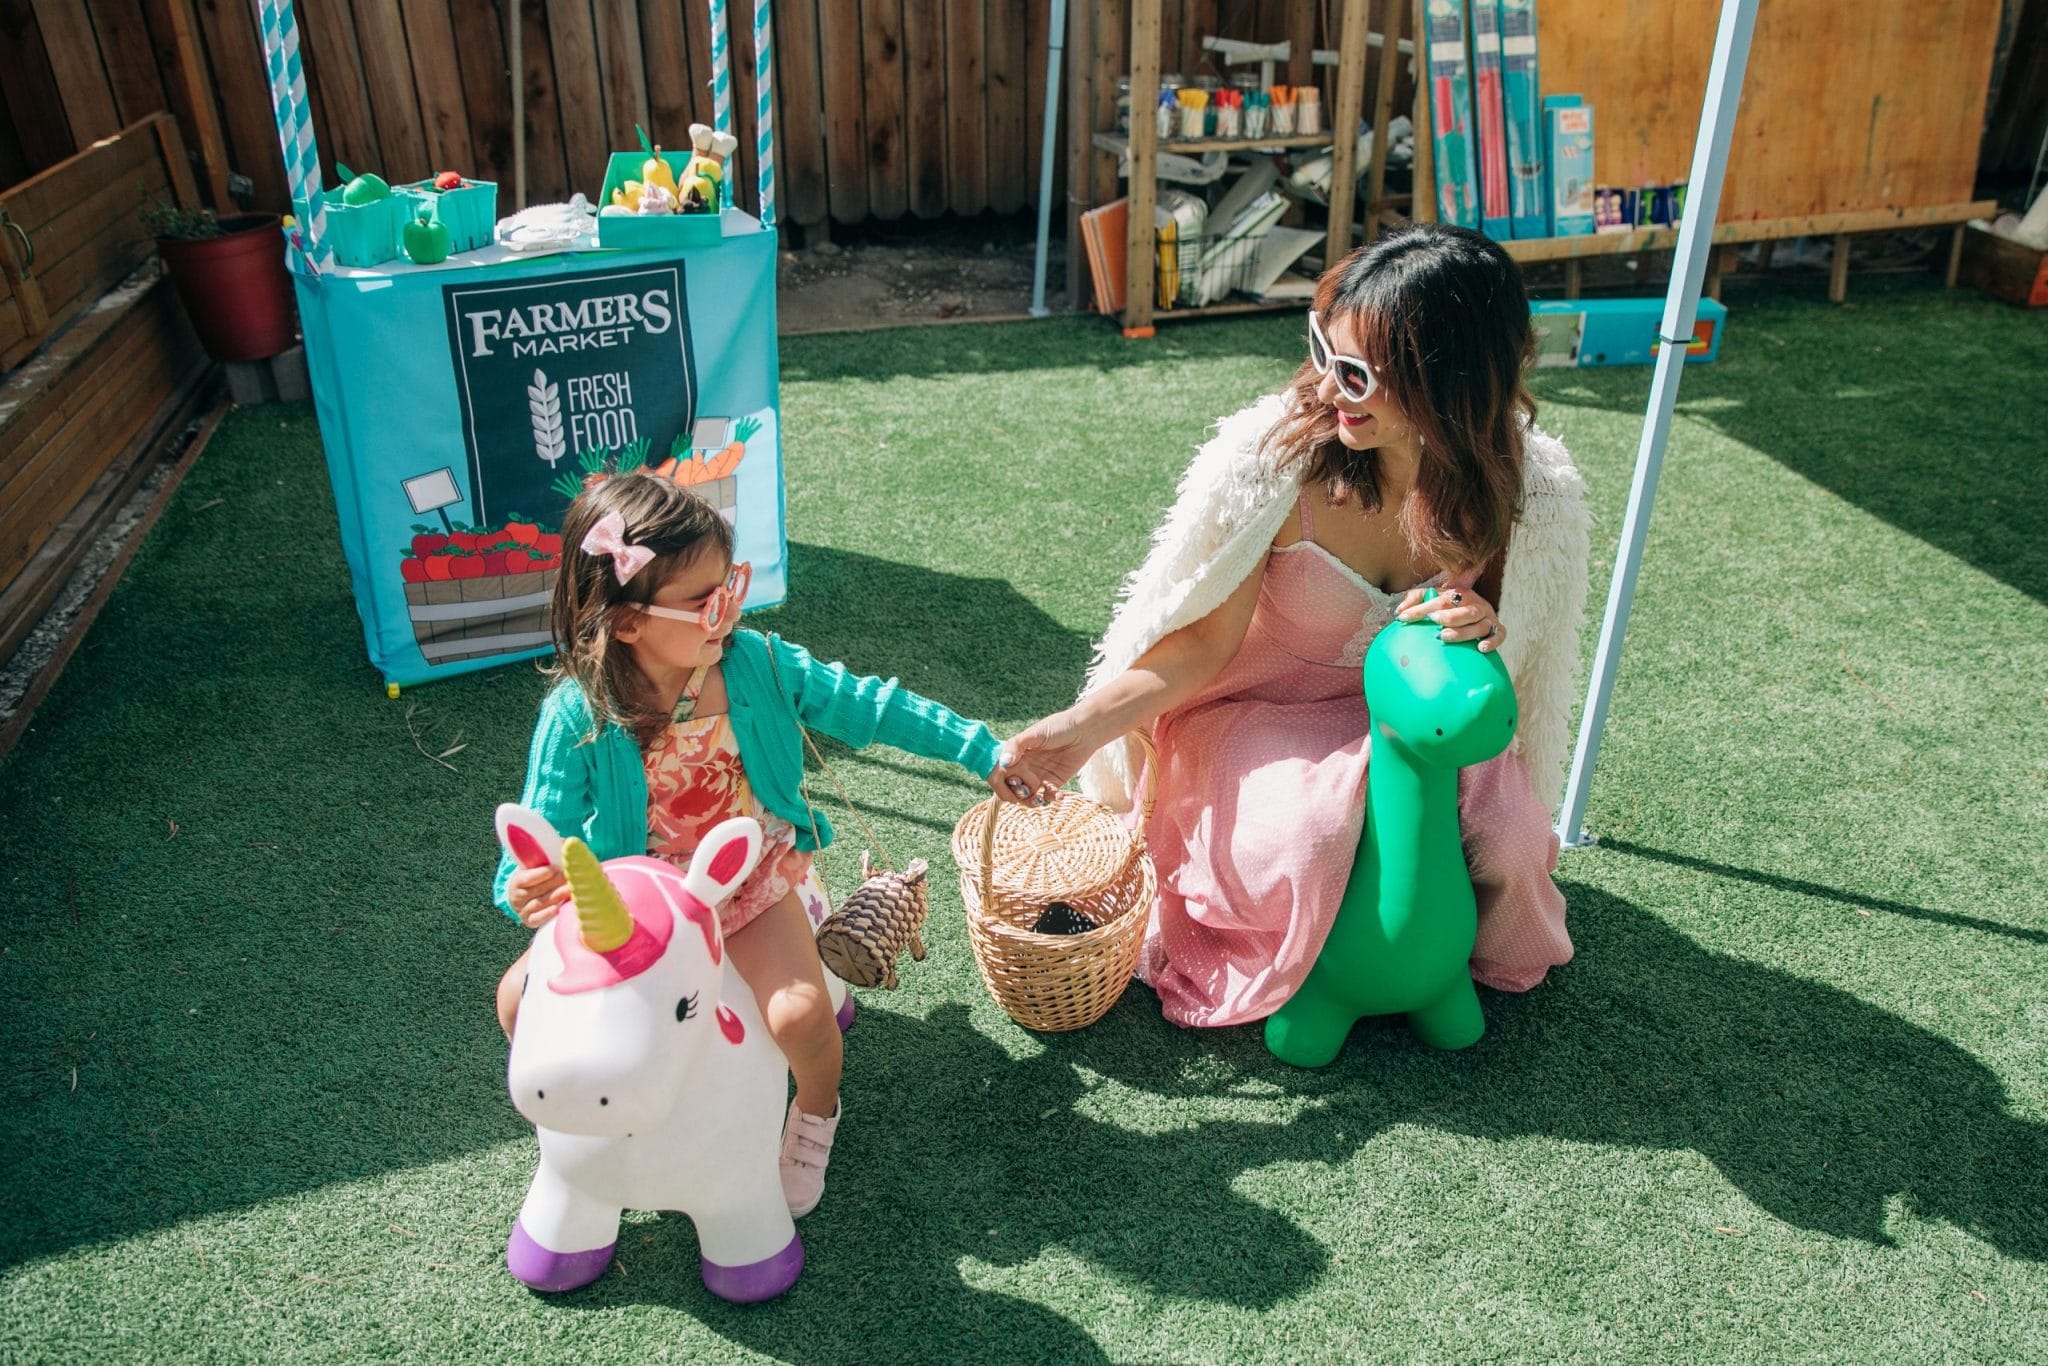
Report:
548,857,721,994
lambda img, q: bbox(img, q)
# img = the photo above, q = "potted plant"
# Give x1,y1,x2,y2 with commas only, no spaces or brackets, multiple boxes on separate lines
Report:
141,193,297,362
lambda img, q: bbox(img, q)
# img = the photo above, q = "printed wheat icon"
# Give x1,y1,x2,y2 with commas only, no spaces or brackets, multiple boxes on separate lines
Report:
529,369,565,468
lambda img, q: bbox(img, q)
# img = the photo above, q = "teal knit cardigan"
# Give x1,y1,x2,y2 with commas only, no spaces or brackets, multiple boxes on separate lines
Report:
493,628,1001,918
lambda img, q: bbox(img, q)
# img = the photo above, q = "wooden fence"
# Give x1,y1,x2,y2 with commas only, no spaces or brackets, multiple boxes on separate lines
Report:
2,0,2039,235
0,0,1087,229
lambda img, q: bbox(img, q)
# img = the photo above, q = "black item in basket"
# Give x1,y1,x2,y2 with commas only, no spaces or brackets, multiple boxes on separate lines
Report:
1031,902,1100,936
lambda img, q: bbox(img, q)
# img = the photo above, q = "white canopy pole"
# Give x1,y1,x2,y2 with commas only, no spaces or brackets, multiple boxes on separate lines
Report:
1556,0,1761,848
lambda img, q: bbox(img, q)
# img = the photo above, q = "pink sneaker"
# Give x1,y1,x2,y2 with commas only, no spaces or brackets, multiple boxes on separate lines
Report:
779,1102,841,1217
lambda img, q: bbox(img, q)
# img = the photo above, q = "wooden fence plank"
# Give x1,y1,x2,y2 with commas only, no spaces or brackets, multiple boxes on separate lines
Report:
143,0,233,208
983,0,1024,212
0,1,72,173
683,0,714,126
944,0,986,215
860,0,908,219
1286,0,1316,85
639,0,694,150
352,0,431,178
191,0,287,207
903,0,946,218
546,0,610,185
448,0,512,183
1024,0,1048,193
1088,0,1121,213
819,0,868,222
1183,0,1217,79
594,0,650,164
299,0,380,176
31,0,123,146
397,0,475,175
1062,0,1090,306
87,0,170,127
773,0,830,225
516,0,572,202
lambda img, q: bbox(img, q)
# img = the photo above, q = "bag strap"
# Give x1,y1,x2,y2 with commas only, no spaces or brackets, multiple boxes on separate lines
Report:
765,646,894,876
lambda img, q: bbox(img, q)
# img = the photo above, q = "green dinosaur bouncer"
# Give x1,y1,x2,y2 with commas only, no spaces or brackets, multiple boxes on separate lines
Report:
1265,590,1519,1068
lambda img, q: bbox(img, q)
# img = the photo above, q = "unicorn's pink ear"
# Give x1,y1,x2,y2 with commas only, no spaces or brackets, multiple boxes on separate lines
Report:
683,816,764,909
495,804,566,870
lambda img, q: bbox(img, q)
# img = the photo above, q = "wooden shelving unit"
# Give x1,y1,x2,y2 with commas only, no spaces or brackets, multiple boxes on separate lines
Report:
1106,0,1382,337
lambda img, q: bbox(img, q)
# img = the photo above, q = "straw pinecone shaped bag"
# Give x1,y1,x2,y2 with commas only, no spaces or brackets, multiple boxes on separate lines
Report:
769,654,931,991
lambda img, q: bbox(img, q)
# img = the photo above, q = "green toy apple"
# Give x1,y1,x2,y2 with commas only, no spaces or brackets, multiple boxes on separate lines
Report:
404,204,452,264
335,162,390,206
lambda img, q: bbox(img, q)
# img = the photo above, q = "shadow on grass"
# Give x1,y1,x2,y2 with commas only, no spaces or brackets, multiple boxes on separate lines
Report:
1053,882,2048,1263
1600,839,2048,947
1526,277,2048,602
750,541,1094,725
531,882,2044,1357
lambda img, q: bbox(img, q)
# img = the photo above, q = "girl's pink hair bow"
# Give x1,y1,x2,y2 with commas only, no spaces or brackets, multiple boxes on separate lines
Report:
580,511,656,584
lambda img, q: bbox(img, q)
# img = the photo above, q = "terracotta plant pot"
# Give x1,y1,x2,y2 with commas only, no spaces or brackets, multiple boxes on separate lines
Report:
155,213,297,362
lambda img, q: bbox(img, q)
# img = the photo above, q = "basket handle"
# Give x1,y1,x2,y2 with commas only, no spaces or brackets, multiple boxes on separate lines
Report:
978,728,1159,906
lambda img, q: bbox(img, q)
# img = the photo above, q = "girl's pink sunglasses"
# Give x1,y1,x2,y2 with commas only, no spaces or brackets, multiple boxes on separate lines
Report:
634,561,752,631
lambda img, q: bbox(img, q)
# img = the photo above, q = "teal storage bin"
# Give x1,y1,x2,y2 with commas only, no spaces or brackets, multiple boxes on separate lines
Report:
400,179,498,254
324,191,408,267
595,151,735,249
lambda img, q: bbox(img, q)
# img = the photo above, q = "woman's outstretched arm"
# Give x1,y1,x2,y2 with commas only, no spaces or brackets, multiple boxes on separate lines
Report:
994,557,1268,804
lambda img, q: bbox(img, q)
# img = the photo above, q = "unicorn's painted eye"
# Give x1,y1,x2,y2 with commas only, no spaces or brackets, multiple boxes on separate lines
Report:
676,993,699,1022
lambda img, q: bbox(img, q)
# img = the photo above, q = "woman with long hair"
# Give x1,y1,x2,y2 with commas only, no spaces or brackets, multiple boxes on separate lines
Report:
998,224,1590,1027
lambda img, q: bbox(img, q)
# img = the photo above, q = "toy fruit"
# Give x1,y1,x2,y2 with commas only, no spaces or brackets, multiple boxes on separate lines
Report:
335,163,391,206
433,170,464,191
681,124,739,212
637,125,678,197
404,203,452,264
610,178,645,212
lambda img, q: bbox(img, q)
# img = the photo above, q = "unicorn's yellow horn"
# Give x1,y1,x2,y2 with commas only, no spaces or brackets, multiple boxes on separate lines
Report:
563,838,632,952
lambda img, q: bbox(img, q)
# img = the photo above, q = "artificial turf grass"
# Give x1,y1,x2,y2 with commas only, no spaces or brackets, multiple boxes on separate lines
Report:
0,272,2042,1361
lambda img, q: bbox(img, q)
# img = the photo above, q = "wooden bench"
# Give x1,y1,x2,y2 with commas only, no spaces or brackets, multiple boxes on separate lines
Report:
0,113,218,666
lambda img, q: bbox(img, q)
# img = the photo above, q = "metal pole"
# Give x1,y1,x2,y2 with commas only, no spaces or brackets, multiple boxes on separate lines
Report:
1556,0,1760,848
1029,0,1068,318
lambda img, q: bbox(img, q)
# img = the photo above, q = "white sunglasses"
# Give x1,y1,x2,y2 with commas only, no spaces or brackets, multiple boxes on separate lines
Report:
1307,309,1380,404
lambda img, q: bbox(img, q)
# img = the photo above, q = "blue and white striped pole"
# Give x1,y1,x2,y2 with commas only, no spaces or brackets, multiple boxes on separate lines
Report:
708,0,733,210
753,0,776,227
257,0,331,268
1556,0,1761,847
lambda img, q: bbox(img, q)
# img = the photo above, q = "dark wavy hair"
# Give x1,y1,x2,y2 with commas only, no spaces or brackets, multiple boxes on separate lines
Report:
1262,222,1534,577
548,473,733,743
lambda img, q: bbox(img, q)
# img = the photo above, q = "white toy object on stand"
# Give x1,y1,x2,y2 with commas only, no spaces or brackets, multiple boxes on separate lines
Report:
497,805,847,1303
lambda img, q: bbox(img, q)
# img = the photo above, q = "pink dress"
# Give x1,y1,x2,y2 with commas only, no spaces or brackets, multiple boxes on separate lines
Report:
1137,492,1573,1028
644,668,816,938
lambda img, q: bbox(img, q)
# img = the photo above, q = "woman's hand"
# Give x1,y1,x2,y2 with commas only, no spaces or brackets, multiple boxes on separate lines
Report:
1397,585,1508,653
992,709,1107,806
508,864,570,928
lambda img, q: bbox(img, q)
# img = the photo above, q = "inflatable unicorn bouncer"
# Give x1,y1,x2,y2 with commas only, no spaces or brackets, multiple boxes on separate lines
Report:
495,804,846,1303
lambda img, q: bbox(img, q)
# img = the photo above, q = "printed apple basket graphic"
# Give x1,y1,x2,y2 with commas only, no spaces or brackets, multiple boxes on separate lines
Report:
395,410,756,665
397,467,563,665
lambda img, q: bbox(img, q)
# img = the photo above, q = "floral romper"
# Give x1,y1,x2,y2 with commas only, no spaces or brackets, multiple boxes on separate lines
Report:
644,665,821,937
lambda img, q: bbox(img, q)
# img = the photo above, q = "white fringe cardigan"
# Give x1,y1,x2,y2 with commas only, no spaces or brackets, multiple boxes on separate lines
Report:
1077,393,1592,817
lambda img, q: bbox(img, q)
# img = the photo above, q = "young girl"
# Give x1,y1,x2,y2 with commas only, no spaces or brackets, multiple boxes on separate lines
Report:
494,473,1012,1217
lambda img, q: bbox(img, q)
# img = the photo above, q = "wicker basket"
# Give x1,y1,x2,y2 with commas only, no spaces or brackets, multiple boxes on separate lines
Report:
951,733,1157,1032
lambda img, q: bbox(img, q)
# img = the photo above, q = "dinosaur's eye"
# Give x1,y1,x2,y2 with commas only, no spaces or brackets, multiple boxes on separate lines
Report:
676,993,699,1023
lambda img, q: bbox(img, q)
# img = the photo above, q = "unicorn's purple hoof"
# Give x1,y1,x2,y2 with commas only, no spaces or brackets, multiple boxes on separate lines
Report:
507,1220,615,1292
701,1233,804,1303
835,994,856,1034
